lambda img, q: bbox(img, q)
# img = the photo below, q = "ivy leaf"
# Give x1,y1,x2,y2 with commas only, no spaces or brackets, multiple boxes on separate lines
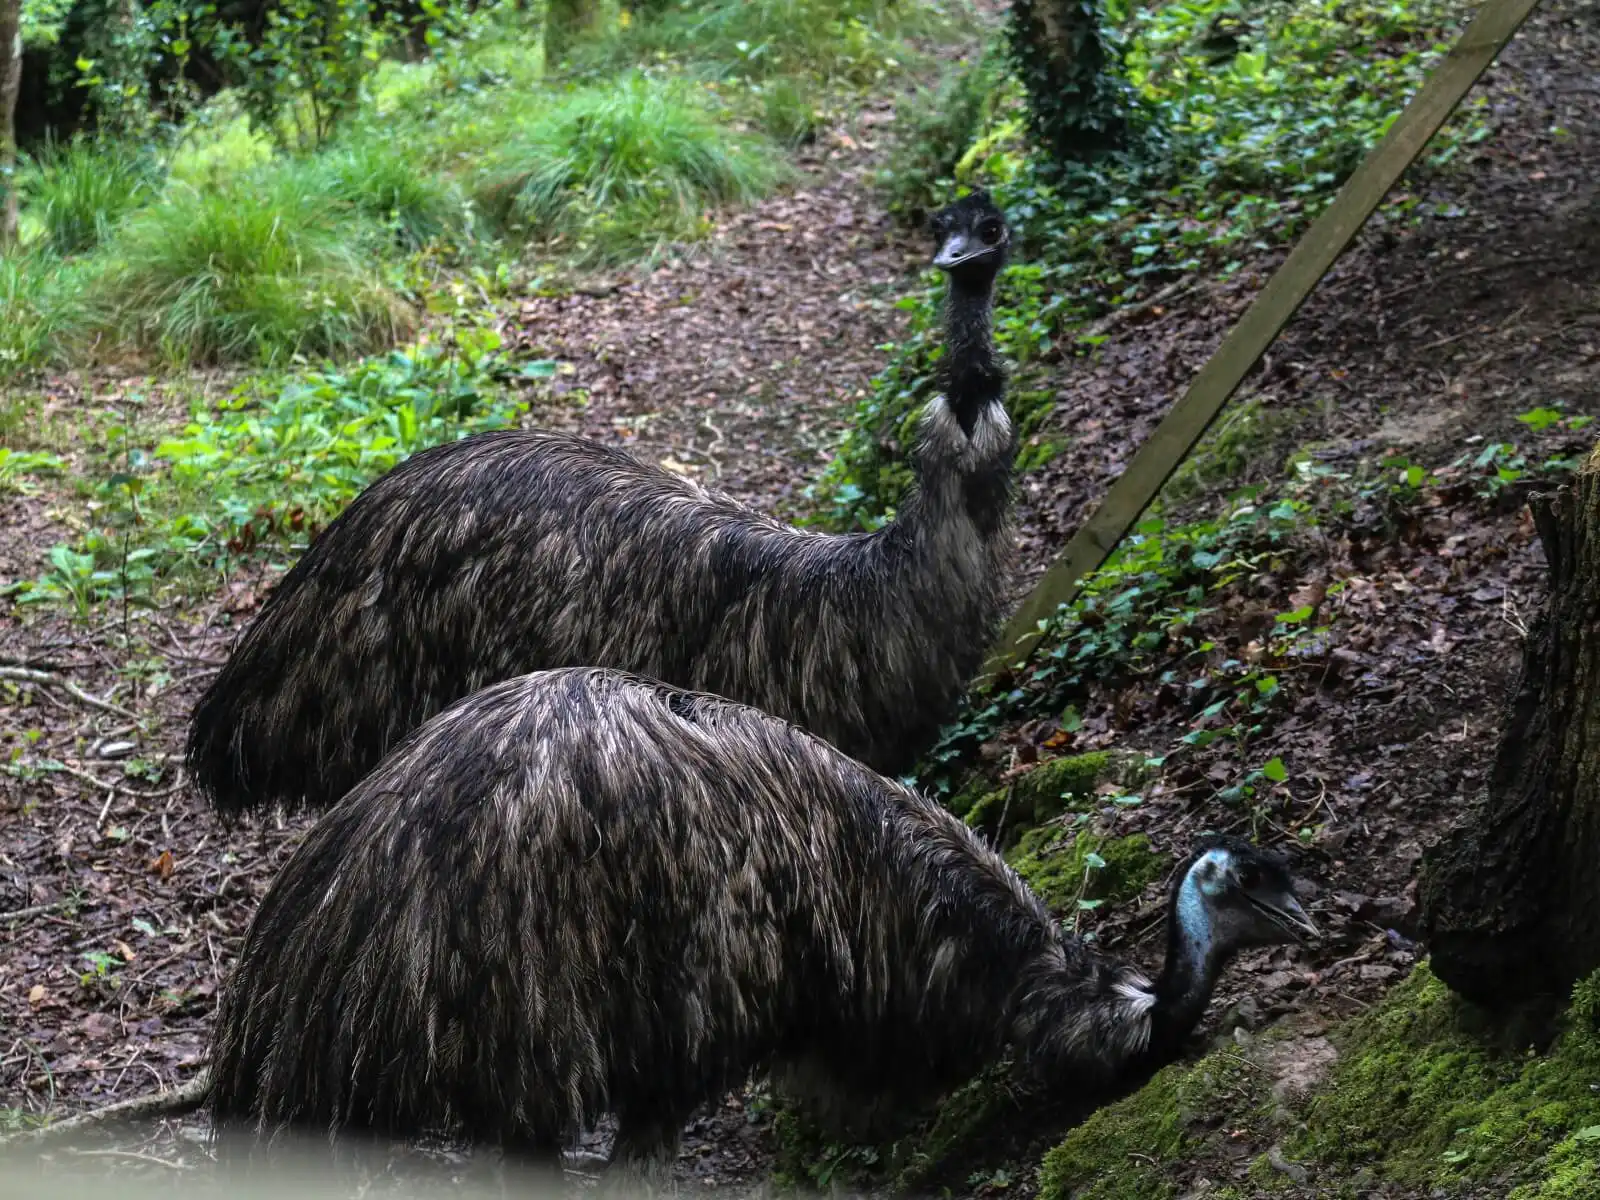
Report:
1262,757,1288,783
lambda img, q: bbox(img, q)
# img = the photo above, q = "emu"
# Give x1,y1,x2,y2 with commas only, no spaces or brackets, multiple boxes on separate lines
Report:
186,191,1019,819
206,667,1318,1178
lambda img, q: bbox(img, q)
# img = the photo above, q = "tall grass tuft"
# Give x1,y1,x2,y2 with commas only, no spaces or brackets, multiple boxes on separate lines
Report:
296,137,470,250
91,173,411,367
0,251,93,373
477,74,785,261
19,137,164,256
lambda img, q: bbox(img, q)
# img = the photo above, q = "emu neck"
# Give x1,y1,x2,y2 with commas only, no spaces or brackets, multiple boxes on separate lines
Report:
1148,866,1227,1054
940,275,1003,435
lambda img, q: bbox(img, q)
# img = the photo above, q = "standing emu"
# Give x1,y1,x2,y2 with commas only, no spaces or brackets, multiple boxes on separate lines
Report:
206,667,1318,1175
186,191,1018,818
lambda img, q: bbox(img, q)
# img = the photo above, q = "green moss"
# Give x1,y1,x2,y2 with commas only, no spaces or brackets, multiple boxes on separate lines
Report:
1007,827,1163,914
963,750,1130,840
1037,1049,1272,1200
1292,963,1600,1192
889,1064,1019,1192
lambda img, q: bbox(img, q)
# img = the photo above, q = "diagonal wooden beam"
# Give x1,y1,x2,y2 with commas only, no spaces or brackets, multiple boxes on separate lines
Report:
981,0,1544,684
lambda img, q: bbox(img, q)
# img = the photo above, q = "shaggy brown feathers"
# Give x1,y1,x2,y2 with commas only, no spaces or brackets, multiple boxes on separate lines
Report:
206,668,1311,1172
186,192,1018,818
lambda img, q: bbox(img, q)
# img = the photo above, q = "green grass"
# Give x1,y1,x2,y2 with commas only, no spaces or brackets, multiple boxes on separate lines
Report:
0,249,92,371
17,135,162,256
473,73,788,262
88,171,411,367
291,137,471,251
575,0,957,85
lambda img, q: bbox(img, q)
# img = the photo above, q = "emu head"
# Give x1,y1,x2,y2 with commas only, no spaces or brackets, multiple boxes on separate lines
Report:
930,190,1010,285
1174,833,1318,956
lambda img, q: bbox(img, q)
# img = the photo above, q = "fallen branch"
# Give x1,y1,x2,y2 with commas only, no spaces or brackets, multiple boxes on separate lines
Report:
1077,277,1201,343
0,1072,209,1146
0,668,139,722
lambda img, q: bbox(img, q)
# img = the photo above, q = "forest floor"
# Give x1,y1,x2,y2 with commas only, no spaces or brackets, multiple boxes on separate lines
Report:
2,0,1599,1195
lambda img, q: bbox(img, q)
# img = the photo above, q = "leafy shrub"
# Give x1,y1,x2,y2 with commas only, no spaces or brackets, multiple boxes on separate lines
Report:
475,73,786,261
90,172,410,366
226,0,392,152
18,136,163,256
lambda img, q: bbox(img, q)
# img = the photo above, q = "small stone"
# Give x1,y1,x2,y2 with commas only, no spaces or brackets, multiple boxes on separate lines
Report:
95,741,137,760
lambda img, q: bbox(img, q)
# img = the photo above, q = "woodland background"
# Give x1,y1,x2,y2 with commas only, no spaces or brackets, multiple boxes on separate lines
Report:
2,0,1600,1196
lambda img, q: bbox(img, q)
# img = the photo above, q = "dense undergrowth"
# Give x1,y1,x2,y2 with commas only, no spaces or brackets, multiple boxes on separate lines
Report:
3,0,958,373
0,0,959,606
813,0,1488,535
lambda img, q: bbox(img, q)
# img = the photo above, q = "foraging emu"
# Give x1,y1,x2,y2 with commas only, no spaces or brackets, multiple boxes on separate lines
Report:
186,191,1018,818
206,667,1317,1173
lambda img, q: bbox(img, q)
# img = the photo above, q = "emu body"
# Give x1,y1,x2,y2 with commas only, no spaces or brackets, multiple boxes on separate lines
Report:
206,668,1314,1171
187,193,1017,817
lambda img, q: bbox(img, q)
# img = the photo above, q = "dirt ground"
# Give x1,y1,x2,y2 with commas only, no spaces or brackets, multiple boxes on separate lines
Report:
2,0,1599,1194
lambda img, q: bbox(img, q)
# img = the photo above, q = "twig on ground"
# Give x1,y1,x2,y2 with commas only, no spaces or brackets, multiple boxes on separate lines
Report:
0,1072,209,1147
63,1147,189,1169
0,901,72,923
1078,277,1201,342
0,668,139,722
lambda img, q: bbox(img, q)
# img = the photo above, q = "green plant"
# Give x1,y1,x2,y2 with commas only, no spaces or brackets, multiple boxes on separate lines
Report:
13,331,541,614
89,170,408,366
758,77,823,147
1007,0,1140,163
224,0,393,152
0,250,90,373
0,449,67,496
476,73,785,262
18,135,162,256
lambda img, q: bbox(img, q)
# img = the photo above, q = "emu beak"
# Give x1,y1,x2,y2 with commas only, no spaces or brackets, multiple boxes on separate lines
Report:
1257,894,1320,943
934,231,983,271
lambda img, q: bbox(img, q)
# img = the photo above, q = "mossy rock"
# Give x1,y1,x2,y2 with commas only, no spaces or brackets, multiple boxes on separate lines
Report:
1289,962,1600,1194
1007,826,1164,914
1037,1047,1275,1200
962,749,1150,844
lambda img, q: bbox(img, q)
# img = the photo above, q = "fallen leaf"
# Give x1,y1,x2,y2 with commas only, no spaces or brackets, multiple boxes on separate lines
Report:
115,940,136,962
28,984,46,1007
151,850,175,880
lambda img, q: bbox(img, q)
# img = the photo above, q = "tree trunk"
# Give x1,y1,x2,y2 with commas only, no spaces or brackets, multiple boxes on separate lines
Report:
1006,0,1131,164
1420,447,1600,1008
0,0,21,250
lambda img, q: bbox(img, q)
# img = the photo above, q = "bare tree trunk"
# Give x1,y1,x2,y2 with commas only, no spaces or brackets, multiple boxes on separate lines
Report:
0,0,21,250
1420,447,1600,1008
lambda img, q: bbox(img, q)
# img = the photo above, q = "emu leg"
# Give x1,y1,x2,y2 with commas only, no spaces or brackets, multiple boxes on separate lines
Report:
604,1115,684,1197
1420,459,1600,1007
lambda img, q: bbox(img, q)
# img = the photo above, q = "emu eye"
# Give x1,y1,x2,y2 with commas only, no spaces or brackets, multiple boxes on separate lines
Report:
979,221,1003,245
